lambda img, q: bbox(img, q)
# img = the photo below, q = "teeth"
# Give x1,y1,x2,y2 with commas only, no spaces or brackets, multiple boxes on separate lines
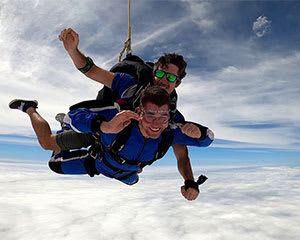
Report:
150,127,160,132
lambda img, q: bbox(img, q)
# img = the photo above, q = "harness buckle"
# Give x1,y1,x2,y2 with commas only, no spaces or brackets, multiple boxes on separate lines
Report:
120,159,126,164
89,148,98,160
89,139,102,160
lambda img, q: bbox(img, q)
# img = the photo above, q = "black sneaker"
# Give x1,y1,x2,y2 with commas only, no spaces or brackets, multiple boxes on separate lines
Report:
9,99,38,112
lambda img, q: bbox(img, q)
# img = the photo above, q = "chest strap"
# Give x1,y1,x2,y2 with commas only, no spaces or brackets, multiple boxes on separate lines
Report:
104,121,173,167
90,120,174,169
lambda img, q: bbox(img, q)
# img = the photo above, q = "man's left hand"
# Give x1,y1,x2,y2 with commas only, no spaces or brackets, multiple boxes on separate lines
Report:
178,123,201,139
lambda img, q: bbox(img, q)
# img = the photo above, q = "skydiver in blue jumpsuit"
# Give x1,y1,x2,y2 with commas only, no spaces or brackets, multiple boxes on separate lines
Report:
56,86,214,185
9,86,214,196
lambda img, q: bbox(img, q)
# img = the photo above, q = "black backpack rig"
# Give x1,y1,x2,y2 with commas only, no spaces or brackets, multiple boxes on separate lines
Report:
68,54,181,180
69,99,174,180
96,54,178,122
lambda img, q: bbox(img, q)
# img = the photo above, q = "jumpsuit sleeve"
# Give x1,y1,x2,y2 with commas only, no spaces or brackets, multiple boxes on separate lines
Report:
64,104,120,134
173,109,186,123
111,72,138,100
171,125,214,147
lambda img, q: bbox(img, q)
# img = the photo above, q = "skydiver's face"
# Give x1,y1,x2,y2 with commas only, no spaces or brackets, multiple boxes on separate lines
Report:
154,63,181,95
138,103,169,139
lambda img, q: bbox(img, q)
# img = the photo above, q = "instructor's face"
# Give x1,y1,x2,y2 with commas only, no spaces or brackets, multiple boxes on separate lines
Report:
138,103,169,139
154,63,181,95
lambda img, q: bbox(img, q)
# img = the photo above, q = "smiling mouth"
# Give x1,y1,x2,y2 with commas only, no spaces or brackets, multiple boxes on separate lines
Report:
149,127,160,132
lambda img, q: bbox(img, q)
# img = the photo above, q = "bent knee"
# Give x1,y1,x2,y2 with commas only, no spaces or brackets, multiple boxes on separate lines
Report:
40,142,52,151
39,135,60,151
48,157,63,174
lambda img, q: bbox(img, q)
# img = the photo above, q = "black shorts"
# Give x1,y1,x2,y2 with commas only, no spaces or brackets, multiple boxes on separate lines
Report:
56,130,94,151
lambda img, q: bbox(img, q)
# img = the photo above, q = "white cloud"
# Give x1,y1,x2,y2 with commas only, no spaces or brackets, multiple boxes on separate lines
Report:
177,50,300,150
184,1,216,32
253,16,272,38
1,161,300,240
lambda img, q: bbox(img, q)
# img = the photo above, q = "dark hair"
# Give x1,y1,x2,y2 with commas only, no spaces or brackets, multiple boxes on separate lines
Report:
153,53,187,80
140,86,170,108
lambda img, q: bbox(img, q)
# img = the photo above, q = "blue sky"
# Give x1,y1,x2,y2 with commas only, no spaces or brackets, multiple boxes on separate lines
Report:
1,0,300,166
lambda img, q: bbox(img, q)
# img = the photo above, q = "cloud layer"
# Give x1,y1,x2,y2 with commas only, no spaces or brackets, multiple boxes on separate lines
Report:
1,160,300,240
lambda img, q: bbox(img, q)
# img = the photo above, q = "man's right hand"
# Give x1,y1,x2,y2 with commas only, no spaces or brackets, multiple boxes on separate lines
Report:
181,184,199,201
59,28,79,53
100,110,140,134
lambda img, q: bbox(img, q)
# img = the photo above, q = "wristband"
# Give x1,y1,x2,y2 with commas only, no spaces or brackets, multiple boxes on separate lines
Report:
78,56,94,74
184,180,199,192
91,115,106,134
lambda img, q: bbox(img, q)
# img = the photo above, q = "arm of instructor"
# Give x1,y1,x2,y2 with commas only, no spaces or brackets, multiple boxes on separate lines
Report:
59,28,114,88
173,144,199,201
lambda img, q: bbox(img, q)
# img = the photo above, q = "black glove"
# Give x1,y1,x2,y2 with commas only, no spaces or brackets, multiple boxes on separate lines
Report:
184,175,208,192
184,180,199,192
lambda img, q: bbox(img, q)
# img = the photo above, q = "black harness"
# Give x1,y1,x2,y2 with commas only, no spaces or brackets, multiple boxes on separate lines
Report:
89,120,174,180
96,54,178,122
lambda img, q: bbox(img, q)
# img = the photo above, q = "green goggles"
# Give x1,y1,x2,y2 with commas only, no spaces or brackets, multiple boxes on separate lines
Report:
154,70,179,83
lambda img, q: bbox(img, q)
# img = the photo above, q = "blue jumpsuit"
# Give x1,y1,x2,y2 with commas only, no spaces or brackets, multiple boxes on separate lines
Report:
53,103,214,185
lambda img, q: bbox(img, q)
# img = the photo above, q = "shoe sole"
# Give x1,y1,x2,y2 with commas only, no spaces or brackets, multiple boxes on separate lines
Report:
9,99,38,109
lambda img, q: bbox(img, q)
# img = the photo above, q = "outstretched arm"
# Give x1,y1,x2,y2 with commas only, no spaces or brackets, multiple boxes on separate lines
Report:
59,28,114,88
172,122,214,200
173,144,199,201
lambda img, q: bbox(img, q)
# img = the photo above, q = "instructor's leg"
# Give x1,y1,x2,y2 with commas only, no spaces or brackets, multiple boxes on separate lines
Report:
26,107,60,151
9,99,60,151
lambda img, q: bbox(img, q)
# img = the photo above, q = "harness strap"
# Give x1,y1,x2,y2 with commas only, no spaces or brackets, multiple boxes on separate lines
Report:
169,91,177,121
108,150,156,167
154,128,174,159
90,134,137,180
89,121,174,178
101,155,130,174
110,121,136,153
99,154,137,181
107,126,173,168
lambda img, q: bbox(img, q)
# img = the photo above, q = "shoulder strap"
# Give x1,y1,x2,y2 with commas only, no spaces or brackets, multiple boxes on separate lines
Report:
89,120,136,164
101,122,174,167
154,128,174,160
169,91,178,123
110,120,136,154
135,128,174,168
